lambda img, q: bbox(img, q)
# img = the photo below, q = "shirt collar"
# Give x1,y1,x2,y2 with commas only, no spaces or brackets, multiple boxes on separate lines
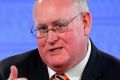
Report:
48,39,91,80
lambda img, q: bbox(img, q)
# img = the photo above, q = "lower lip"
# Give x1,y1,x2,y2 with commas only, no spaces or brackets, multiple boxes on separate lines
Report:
49,48,63,55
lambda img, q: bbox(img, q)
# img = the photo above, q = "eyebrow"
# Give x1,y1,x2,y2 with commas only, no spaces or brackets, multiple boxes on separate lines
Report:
52,19,67,25
37,18,68,27
37,24,47,28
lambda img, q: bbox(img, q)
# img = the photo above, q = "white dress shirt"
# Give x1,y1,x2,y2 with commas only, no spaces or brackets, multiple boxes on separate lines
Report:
48,40,91,80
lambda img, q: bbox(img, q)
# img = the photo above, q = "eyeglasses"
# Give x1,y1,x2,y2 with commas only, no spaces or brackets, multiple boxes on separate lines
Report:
31,13,81,38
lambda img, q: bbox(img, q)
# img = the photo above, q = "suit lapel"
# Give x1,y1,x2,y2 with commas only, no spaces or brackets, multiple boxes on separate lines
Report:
81,42,102,80
29,62,49,80
29,50,49,80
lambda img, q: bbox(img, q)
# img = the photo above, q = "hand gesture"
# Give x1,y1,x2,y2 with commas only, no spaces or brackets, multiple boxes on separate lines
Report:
8,65,28,80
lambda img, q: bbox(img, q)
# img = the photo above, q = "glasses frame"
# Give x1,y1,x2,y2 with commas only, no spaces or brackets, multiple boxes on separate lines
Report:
31,12,81,38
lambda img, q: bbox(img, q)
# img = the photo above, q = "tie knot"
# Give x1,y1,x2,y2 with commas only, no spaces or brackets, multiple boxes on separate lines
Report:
51,73,70,80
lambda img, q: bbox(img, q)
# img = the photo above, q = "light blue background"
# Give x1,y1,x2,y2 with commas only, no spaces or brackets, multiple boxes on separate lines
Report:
0,0,120,60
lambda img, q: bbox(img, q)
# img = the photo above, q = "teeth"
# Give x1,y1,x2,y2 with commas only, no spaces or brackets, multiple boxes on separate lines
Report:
53,48,60,52
50,47,62,52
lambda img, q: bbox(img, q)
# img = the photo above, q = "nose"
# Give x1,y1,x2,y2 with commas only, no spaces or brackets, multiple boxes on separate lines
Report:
47,30,59,44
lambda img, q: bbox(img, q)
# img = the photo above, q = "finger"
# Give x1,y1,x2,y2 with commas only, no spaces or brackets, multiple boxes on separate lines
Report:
8,65,18,80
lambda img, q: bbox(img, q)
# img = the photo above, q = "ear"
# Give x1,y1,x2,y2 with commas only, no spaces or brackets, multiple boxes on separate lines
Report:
81,11,92,36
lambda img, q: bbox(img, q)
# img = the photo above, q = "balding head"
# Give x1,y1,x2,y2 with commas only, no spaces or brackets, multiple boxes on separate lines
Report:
34,0,81,25
35,0,89,12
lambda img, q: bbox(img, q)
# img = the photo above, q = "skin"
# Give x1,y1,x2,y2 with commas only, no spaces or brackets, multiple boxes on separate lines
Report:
8,0,92,79
34,0,92,73
8,65,27,80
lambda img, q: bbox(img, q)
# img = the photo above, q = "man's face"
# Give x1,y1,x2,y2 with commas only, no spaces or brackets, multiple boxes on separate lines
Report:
34,0,90,72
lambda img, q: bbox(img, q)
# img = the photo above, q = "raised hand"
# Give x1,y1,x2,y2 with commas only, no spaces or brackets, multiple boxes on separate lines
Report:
8,65,28,80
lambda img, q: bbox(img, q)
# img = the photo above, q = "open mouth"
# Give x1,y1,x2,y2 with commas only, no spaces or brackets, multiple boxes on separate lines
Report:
49,47,63,53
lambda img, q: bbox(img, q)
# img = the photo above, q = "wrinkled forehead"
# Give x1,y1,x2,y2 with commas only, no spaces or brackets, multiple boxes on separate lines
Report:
34,0,76,13
34,0,78,24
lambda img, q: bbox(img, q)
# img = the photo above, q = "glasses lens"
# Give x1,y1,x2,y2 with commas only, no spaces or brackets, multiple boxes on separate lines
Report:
53,25,68,33
57,26,68,33
31,24,48,38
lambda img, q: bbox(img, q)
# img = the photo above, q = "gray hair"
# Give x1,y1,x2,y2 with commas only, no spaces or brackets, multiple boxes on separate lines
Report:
75,0,89,12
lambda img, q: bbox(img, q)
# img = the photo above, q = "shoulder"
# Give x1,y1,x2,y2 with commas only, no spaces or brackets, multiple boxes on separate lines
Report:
0,49,39,67
91,42,120,79
91,42,120,69
98,50,120,67
0,49,42,79
98,50,120,78
91,43,120,69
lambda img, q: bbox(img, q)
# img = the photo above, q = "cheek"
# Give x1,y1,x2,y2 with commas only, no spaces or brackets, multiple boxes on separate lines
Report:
37,40,48,64
60,32,77,56
37,38,46,46
37,38,47,56
60,26,84,55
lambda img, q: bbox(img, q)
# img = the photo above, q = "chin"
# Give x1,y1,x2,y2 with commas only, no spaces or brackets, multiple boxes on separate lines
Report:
49,61,65,67
46,55,68,66
51,64,68,73
48,60,70,73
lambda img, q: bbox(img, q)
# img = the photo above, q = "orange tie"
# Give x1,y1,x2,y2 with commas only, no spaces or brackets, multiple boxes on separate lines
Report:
50,73,70,80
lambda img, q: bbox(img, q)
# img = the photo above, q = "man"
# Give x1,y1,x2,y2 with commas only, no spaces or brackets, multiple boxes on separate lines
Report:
0,0,120,80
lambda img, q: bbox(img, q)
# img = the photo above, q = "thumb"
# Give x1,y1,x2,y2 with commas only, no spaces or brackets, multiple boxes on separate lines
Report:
8,65,18,80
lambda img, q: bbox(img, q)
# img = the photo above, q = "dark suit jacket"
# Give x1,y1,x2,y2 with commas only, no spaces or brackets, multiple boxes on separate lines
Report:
0,43,120,80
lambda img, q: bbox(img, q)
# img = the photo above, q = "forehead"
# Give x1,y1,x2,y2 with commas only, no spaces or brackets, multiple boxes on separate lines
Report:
36,0,74,8
34,0,78,24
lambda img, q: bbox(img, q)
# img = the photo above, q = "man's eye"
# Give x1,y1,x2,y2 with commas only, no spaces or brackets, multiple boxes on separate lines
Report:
38,26,47,32
55,24,66,28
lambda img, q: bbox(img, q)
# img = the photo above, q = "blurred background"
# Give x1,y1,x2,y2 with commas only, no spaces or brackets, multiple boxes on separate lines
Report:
0,0,120,60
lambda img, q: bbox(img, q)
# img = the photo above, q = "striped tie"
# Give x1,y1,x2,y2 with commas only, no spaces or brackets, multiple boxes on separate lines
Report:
50,73,70,80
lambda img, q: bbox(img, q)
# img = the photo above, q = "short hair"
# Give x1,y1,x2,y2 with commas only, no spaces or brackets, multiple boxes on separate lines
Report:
75,0,89,12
